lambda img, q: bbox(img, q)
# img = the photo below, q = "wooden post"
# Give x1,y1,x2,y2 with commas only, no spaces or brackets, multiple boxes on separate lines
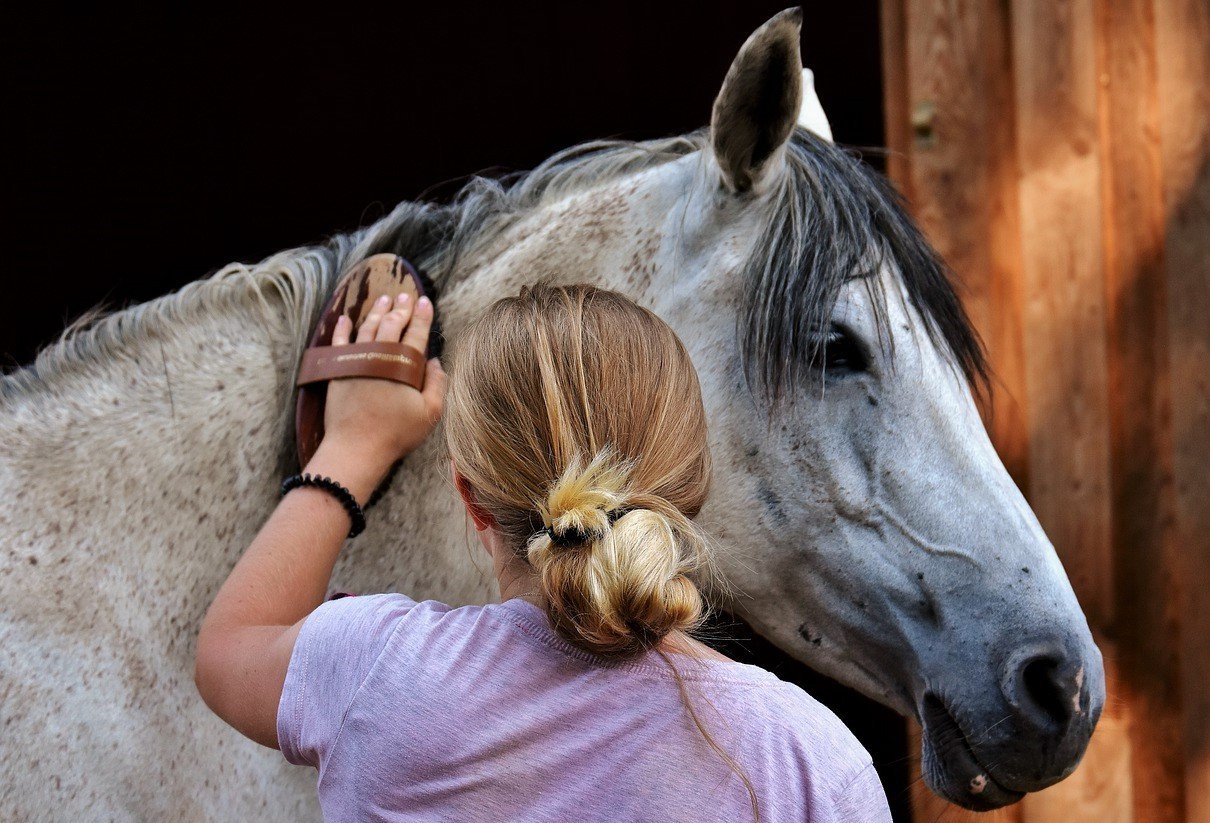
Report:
1154,1,1210,821
879,0,1209,819
1095,0,1185,819
879,3,1029,816
1010,0,1115,632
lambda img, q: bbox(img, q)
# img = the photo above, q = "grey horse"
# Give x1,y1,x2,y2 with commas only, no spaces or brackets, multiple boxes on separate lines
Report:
0,8,1103,819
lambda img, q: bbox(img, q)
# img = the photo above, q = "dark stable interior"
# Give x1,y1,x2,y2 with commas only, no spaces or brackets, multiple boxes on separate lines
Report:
3,3,909,818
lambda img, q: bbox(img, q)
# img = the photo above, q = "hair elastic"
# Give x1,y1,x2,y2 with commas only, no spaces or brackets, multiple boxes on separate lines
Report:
543,507,633,546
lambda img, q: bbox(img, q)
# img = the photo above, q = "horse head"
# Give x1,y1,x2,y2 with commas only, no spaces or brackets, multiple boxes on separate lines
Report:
681,9,1104,809
327,8,1107,811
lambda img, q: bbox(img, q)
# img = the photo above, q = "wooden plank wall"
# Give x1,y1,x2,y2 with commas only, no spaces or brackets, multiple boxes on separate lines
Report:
878,1,1209,821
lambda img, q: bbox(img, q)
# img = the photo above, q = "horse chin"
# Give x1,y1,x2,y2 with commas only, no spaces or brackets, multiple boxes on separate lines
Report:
919,693,1027,811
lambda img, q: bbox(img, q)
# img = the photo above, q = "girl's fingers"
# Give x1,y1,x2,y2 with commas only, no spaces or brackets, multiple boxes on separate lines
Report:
355,294,392,343
402,296,435,354
376,292,413,343
332,315,352,346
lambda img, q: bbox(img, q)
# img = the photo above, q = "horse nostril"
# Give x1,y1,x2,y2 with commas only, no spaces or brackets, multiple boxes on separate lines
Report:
1020,655,1071,728
999,641,1089,736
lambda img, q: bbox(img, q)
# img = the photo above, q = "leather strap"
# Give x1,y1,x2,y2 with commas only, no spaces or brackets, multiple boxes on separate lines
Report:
297,341,427,390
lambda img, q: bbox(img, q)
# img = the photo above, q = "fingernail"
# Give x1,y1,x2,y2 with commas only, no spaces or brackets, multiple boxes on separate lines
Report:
376,295,390,305
397,293,409,304
418,296,431,309
336,315,349,326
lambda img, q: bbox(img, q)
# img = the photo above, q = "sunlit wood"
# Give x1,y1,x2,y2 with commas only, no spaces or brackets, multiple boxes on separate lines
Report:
880,0,1209,819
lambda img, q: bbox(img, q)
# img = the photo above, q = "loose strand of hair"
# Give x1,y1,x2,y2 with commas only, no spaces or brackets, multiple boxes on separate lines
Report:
656,648,760,823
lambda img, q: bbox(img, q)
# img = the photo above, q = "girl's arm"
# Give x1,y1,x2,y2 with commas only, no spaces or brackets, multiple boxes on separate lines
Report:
194,292,446,748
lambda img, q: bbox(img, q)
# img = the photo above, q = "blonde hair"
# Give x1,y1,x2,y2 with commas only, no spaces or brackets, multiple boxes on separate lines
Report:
444,284,758,818
445,283,715,656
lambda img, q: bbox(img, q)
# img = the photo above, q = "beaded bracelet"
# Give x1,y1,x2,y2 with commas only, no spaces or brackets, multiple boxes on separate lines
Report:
281,473,367,539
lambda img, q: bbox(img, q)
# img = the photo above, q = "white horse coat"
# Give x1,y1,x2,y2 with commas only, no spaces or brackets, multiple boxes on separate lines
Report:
0,10,1102,818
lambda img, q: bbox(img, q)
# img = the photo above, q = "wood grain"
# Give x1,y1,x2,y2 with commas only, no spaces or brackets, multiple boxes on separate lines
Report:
1153,0,1210,821
901,0,1030,488
879,0,912,201
1095,0,1186,818
1010,0,1115,632
880,1,1209,819
886,3,1028,817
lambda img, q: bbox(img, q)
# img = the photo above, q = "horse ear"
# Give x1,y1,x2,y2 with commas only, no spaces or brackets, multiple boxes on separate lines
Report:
710,7,804,193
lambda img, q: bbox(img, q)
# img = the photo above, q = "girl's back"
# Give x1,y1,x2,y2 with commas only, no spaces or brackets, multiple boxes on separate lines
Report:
279,594,887,822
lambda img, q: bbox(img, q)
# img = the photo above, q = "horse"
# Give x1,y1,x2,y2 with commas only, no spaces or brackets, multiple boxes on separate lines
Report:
0,9,1103,819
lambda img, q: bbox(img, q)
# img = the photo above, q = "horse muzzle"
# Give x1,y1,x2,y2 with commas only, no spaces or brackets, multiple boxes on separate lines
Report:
918,630,1105,810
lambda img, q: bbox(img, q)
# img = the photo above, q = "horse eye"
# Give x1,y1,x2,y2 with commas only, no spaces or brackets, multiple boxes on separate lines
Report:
813,327,869,375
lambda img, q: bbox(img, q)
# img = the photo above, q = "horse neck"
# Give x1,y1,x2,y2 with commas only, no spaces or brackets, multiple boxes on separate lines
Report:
0,218,522,611
439,160,695,327
0,163,690,604
0,248,348,586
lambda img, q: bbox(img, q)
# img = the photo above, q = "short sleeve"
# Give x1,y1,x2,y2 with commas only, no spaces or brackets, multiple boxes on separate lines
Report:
277,592,417,767
828,763,892,823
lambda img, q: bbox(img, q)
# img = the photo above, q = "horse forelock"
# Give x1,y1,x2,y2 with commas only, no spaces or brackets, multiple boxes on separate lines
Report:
738,129,989,408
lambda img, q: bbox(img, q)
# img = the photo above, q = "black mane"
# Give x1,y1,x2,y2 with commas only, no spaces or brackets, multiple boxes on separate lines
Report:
350,128,988,407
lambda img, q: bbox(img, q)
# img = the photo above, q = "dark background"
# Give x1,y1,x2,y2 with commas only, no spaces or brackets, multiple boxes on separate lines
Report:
2,2,885,368
3,1,909,816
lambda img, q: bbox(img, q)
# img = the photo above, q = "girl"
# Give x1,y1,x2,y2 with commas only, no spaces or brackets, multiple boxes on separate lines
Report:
195,283,891,821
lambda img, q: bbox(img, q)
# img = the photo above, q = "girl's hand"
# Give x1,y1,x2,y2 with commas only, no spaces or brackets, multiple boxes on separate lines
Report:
314,292,447,482
197,291,445,747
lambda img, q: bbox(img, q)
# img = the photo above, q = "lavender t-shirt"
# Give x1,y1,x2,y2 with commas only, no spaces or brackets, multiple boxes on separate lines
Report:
277,593,891,822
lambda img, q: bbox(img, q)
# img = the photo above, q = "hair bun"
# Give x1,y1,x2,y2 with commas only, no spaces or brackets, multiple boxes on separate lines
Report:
444,284,714,660
527,449,709,657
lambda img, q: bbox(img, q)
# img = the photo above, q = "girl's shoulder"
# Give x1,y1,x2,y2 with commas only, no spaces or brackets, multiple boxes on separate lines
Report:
731,677,877,781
